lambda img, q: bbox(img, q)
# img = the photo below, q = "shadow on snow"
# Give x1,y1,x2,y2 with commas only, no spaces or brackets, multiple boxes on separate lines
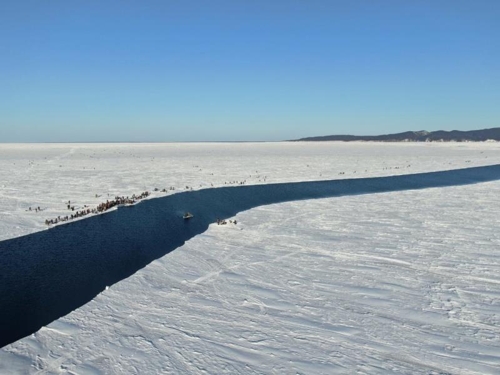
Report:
1,164,500,348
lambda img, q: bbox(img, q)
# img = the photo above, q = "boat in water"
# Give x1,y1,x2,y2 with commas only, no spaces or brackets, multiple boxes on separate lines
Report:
183,212,194,220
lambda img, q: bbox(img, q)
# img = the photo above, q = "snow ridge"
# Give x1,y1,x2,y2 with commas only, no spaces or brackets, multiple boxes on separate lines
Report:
1,164,500,348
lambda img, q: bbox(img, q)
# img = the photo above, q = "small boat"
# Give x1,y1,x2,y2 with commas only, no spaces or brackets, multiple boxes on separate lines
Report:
183,212,194,220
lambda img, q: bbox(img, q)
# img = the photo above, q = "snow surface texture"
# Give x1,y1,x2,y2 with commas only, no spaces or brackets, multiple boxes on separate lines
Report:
1,142,499,241
1,142,500,374
3,180,500,375
1,162,500,348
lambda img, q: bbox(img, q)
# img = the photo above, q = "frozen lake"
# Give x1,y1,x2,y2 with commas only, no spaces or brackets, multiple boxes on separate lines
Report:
1,142,500,374
1,141,499,241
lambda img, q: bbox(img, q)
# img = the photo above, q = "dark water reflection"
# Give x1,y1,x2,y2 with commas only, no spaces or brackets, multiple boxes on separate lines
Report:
1,164,500,348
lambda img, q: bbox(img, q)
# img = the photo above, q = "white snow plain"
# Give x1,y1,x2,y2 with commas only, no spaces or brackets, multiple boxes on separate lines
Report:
0,141,499,241
1,142,500,374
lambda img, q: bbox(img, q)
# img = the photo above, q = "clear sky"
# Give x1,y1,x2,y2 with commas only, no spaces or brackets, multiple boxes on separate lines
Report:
1,1,499,142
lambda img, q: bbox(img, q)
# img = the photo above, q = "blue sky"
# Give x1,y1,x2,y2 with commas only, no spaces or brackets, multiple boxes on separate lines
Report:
1,1,499,142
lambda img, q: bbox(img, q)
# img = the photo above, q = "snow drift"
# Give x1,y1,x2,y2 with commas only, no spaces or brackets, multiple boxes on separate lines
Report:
1,164,500,348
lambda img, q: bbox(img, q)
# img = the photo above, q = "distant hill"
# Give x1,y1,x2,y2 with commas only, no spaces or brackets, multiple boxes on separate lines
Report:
293,128,500,142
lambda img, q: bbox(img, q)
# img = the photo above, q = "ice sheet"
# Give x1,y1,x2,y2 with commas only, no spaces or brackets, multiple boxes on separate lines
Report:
1,141,499,241
4,180,500,374
1,142,500,374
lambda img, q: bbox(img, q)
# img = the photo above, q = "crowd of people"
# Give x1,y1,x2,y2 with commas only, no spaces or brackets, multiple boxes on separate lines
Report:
155,187,176,192
45,191,151,226
38,164,413,227
96,191,150,213
43,190,242,228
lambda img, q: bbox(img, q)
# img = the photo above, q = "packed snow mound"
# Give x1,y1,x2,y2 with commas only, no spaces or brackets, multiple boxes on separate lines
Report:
1,164,500,348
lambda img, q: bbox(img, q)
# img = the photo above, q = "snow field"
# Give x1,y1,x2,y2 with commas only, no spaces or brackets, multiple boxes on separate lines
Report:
3,181,500,374
1,141,499,241
1,142,500,374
